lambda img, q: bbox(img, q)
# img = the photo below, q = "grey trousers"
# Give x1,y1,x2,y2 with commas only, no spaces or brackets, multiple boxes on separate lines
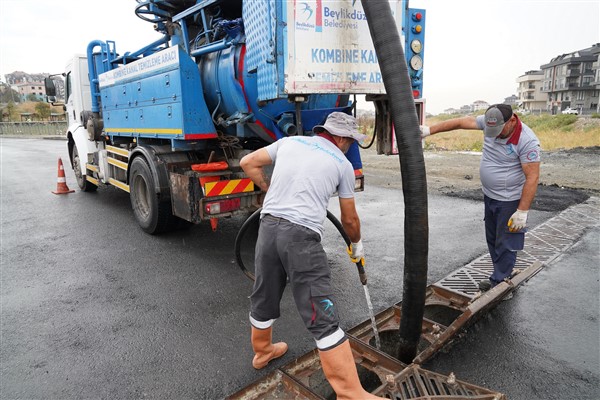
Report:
250,214,344,348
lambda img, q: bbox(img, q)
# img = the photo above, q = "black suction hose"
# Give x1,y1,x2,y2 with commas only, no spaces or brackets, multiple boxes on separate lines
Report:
235,208,367,285
362,1,429,363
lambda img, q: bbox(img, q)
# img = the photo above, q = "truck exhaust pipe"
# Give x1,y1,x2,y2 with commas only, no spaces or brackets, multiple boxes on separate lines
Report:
361,0,429,363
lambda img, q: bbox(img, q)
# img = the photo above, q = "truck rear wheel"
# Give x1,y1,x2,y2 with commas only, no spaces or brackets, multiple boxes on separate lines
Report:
129,157,174,234
72,146,97,192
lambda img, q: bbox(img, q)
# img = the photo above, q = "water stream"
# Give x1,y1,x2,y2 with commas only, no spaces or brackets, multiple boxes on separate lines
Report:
362,284,381,350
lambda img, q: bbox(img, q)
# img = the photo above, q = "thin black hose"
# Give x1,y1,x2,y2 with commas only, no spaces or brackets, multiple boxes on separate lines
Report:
358,125,377,149
235,208,367,285
234,208,262,281
325,211,368,285
362,0,429,364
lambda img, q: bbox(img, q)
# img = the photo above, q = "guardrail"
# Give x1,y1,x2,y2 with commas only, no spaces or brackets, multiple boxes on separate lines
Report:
0,122,67,136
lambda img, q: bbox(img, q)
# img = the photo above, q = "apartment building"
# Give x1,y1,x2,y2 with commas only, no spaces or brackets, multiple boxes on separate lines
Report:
4,71,65,102
472,100,489,112
593,54,600,113
516,70,546,113
14,81,45,102
541,43,600,114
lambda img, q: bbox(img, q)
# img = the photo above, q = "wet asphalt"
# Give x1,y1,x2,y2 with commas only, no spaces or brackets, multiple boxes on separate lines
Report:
1,137,598,399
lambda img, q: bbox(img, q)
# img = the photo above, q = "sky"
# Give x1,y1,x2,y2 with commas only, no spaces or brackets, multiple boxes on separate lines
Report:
1,0,599,115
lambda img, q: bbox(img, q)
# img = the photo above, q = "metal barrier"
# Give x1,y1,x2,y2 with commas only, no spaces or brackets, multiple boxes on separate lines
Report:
0,122,67,136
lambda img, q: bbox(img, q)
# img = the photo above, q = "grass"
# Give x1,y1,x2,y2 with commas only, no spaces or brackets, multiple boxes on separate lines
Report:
422,113,600,151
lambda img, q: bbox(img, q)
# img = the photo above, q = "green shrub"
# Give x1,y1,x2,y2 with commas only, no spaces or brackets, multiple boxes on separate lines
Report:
520,114,577,130
470,141,483,152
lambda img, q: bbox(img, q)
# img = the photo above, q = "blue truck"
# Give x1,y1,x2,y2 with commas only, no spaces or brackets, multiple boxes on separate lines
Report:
46,0,425,234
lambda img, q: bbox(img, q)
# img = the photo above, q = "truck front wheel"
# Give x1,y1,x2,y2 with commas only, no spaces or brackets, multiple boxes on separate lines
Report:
72,146,97,192
129,157,173,234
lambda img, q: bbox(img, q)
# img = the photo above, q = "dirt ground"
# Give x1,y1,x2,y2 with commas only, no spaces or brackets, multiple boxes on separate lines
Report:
361,146,599,212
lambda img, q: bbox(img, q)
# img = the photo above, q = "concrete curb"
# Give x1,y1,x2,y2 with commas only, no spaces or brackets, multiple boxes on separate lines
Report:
0,135,66,140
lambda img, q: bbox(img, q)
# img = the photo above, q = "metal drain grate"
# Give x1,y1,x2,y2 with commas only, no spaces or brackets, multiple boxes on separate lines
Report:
228,198,599,399
433,267,488,297
434,197,599,298
388,365,504,399
228,337,506,400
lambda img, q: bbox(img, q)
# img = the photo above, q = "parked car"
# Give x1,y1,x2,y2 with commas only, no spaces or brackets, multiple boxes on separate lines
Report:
562,107,579,115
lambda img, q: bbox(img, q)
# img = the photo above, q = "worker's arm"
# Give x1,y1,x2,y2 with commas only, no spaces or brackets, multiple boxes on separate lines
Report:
340,196,364,261
508,161,540,232
518,162,540,211
240,148,273,192
339,197,361,243
429,116,479,135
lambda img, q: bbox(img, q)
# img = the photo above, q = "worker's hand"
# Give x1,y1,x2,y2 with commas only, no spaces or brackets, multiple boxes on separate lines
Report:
508,209,528,232
347,240,364,263
419,125,431,139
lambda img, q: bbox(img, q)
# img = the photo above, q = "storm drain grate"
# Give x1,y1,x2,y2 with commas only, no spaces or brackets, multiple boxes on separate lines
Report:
432,267,488,297
434,197,599,298
388,365,503,399
228,337,505,400
228,198,598,399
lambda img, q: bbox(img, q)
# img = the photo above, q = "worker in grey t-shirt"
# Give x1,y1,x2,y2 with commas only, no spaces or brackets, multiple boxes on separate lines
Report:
420,104,541,293
240,112,384,400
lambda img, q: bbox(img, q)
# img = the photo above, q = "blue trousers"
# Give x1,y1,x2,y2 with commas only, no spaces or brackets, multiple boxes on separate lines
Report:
484,196,525,286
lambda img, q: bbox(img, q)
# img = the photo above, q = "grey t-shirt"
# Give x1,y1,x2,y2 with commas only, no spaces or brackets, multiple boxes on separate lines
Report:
476,115,541,201
261,136,355,237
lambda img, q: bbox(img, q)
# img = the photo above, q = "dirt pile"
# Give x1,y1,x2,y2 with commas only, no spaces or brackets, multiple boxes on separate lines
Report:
361,146,599,212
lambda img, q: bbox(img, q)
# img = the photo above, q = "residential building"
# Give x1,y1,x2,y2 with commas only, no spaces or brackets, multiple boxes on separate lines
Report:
541,43,600,114
4,71,65,101
14,81,46,102
516,70,547,113
503,95,518,106
593,55,600,113
472,100,489,112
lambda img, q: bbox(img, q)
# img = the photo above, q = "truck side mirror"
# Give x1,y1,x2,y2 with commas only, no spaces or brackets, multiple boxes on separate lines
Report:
44,77,56,97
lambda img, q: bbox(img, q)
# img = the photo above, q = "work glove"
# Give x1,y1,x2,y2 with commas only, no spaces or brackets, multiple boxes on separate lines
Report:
508,209,528,232
347,240,365,263
419,125,431,139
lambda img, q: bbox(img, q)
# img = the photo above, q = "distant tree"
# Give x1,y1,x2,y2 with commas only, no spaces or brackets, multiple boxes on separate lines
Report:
35,102,51,120
26,93,39,102
6,101,16,122
357,114,375,135
0,86,20,103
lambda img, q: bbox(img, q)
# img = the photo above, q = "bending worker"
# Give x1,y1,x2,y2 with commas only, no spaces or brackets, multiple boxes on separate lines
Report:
421,104,541,292
240,112,383,399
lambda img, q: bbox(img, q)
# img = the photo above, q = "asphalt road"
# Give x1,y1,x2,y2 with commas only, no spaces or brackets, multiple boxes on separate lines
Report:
1,137,598,399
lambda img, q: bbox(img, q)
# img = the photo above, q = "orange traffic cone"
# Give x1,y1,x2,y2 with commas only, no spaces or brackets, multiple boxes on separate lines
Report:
210,218,218,232
52,157,75,195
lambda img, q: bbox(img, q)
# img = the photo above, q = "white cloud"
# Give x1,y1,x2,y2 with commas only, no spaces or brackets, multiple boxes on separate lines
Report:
1,0,598,115
411,0,600,113
0,0,161,76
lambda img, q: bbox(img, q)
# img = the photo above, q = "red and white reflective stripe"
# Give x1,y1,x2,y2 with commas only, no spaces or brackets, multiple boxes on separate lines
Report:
57,177,66,183
205,178,254,197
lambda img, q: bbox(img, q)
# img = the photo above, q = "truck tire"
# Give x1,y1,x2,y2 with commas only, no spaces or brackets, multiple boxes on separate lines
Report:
129,157,174,234
72,146,97,192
